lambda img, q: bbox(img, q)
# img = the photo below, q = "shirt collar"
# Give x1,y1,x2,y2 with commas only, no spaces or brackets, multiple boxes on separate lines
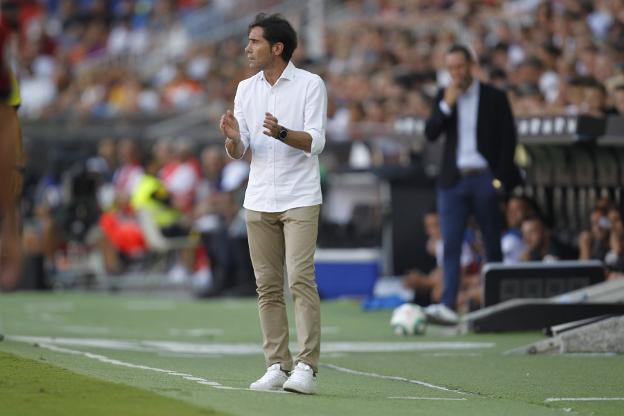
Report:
259,61,296,83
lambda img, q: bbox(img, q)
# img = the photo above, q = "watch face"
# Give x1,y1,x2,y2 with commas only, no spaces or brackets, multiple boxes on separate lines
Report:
279,128,287,140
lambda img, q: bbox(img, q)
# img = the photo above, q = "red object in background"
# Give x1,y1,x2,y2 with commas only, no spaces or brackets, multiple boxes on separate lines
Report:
19,1,57,56
99,212,146,256
176,0,200,9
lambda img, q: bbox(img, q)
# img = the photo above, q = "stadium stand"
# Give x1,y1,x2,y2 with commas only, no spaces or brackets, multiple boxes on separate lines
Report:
3,0,623,301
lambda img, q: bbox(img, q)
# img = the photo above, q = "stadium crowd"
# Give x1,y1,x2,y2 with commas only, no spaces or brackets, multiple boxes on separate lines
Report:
22,136,256,295
11,0,624,124
8,0,624,302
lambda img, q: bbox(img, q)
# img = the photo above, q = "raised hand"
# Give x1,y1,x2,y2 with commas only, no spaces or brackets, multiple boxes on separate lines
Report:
263,112,279,138
220,110,240,142
443,80,461,108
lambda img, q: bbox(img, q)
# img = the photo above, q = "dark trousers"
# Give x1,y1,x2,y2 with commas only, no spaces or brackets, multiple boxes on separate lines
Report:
437,171,503,309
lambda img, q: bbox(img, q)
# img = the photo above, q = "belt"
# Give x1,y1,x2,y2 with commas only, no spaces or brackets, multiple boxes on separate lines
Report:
459,167,489,177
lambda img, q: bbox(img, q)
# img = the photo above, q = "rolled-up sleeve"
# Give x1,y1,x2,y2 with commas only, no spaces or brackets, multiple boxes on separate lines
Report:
303,76,327,157
227,83,250,159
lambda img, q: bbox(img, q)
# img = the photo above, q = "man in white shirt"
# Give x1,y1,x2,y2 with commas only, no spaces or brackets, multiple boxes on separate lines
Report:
219,13,326,395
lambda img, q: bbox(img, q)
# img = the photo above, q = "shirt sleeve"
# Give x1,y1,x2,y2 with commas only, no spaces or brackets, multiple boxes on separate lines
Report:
227,82,250,159
303,76,327,157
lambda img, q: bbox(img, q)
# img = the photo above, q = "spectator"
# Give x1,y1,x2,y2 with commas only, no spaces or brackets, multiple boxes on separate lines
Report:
97,138,145,274
579,208,613,262
521,216,574,262
131,157,187,239
605,208,624,279
4,0,624,126
402,211,477,308
502,196,537,263
580,78,611,117
611,84,624,115
131,156,193,282
160,139,201,215
112,138,143,206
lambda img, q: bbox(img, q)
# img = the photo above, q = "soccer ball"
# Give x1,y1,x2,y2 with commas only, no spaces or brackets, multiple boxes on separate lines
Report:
390,303,427,336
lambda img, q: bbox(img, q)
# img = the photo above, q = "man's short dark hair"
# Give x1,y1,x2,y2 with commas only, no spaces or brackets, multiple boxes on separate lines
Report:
447,44,474,62
249,13,298,62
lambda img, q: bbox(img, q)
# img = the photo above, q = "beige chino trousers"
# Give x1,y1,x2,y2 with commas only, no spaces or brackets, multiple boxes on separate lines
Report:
246,205,321,373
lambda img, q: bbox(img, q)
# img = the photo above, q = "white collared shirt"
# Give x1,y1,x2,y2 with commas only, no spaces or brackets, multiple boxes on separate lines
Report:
440,80,489,170
229,61,327,212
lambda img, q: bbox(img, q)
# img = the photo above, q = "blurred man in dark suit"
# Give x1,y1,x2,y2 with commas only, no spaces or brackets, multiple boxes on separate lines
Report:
424,44,521,324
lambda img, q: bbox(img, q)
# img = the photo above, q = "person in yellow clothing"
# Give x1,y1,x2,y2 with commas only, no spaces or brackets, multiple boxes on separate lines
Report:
131,159,188,238
0,1,25,290
131,157,194,281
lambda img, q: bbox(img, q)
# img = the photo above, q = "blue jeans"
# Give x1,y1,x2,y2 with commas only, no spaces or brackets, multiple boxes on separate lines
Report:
437,171,503,309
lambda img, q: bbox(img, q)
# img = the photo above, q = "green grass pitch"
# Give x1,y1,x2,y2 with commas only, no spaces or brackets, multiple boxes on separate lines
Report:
1,292,622,415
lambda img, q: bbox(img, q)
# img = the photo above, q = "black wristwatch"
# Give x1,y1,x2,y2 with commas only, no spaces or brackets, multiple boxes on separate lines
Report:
278,126,288,141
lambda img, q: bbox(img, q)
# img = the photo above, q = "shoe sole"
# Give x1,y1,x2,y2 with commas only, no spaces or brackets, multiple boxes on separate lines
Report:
283,384,315,395
283,387,315,394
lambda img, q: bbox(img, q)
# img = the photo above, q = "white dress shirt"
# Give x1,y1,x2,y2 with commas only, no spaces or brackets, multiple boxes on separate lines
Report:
230,61,327,212
440,80,489,170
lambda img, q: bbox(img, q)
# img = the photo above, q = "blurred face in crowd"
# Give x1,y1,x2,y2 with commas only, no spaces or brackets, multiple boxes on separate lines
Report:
563,82,583,108
118,139,138,164
153,139,173,166
245,26,280,71
423,213,441,240
445,51,472,90
581,86,605,116
522,218,548,252
590,210,610,241
98,138,116,165
614,88,624,115
506,197,532,229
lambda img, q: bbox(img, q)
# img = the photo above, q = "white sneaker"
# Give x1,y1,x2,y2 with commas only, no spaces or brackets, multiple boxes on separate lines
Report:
283,362,316,394
425,304,459,326
249,364,289,391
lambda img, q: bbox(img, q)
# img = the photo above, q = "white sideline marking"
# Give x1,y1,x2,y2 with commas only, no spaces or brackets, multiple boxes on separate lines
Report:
167,328,224,337
32,343,287,395
9,336,494,355
421,352,482,357
39,343,198,379
13,339,478,399
322,364,469,395
389,397,467,401
197,381,221,386
183,376,210,382
545,398,624,402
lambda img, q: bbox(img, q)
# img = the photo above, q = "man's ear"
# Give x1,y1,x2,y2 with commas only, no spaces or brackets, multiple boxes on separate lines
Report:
272,42,284,57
